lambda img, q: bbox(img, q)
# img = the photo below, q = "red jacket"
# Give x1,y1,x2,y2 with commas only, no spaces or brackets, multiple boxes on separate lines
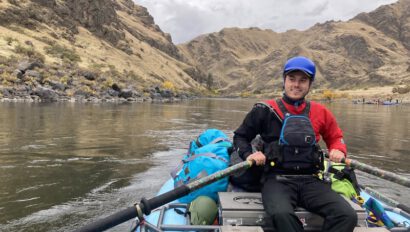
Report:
265,99,347,155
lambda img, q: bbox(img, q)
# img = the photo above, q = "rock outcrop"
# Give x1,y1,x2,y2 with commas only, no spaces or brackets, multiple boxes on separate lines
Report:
0,0,203,101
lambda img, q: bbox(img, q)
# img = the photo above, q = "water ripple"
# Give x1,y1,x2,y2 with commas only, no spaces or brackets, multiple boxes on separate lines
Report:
16,183,58,194
20,145,47,150
14,197,40,203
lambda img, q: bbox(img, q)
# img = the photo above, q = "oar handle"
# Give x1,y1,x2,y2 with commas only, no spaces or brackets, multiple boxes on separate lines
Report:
340,157,350,166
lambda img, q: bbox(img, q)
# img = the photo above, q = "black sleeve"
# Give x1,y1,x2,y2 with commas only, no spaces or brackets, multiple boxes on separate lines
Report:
233,104,270,160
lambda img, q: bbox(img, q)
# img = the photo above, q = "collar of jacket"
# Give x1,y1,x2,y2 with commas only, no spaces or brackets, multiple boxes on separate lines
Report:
282,93,305,107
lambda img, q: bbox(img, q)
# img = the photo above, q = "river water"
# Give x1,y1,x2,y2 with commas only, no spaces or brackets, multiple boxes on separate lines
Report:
0,99,409,231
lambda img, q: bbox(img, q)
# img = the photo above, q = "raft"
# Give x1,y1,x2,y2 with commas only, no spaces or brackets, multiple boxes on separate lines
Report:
137,179,410,232
382,101,400,105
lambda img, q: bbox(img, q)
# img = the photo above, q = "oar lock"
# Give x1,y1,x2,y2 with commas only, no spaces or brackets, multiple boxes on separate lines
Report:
134,203,144,221
135,197,152,221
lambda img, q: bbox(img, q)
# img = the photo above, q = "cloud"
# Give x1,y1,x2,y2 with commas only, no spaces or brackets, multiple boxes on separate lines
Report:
134,0,397,44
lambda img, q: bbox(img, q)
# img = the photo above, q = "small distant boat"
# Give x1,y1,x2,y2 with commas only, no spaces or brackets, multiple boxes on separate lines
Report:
352,100,401,105
382,101,400,105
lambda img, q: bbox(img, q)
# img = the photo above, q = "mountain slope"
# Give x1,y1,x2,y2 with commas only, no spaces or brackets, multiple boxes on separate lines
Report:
0,0,206,101
178,0,410,95
1,0,409,99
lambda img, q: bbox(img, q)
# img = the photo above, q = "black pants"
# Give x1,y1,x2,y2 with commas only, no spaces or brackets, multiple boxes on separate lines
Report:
262,176,357,232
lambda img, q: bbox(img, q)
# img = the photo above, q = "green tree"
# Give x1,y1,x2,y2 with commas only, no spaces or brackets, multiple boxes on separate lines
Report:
206,73,214,89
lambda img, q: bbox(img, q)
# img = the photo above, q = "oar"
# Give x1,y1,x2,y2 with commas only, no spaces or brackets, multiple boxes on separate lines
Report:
360,184,410,217
322,150,410,188
340,157,410,188
74,160,253,232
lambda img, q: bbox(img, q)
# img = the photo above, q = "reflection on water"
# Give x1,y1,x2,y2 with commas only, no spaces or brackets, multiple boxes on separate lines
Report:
0,99,409,231
331,103,410,172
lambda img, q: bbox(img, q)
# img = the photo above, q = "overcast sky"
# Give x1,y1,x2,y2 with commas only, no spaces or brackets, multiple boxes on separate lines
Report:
134,0,397,44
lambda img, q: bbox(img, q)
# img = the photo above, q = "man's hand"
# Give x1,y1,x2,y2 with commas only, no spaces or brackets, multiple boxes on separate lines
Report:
328,149,345,163
246,151,266,166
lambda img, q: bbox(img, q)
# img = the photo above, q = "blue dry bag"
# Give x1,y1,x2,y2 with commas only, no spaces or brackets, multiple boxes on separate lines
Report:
171,129,232,203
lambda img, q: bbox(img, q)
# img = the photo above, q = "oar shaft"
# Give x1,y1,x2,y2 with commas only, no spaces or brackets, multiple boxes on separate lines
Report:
75,185,192,232
74,160,253,232
142,160,253,214
361,185,410,216
342,158,410,188
187,160,253,191
74,207,138,232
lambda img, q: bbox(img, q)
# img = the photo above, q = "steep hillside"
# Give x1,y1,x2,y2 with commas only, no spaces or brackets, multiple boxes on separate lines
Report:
354,0,410,50
179,0,410,96
0,0,206,101
1,0,409,100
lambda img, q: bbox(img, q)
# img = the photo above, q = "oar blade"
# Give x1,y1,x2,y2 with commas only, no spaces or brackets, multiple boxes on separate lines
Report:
74,206,138,232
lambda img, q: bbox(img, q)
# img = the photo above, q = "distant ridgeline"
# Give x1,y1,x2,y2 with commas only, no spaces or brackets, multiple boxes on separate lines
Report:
0,0,410,101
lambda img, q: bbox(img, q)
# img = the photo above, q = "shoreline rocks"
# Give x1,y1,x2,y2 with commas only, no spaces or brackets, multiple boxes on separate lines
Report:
1,59,198,103
0,84,197,103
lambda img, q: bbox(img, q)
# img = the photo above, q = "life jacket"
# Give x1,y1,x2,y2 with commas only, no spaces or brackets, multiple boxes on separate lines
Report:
171,129,232,203
263,99,324,174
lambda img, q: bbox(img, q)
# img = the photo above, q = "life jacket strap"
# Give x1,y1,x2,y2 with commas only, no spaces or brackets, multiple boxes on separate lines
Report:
276,99,311,116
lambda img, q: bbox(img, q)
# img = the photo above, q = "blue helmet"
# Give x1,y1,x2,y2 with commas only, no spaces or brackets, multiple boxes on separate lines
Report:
283,56,316,81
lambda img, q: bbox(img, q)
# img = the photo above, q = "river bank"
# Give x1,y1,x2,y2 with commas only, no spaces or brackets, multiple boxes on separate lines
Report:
0,85,197,103
332,86,410,104
1,81,409,104
256,86,410,104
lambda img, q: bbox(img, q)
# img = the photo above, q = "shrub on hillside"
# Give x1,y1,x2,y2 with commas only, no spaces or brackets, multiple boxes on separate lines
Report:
81,79,95,87
338,92,350,99
60,76,70,85
14,44,45,62
44,44,81,63
89,62,106,70
108,65,120,77
162,81,175,91
5,36,18,45
392,85,410,94
14,44,34,56
0,72,18,85
78,85,96,96
0,55,18,66
240,91,251,98
322,89,336,100
102,77,114,89
33,36,56,45
8,0,20,6
126,70,142,82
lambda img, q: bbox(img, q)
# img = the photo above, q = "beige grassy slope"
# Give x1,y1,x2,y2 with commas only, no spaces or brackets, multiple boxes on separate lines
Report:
0,0,202,92
179,0,410,95
178,27,292,92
